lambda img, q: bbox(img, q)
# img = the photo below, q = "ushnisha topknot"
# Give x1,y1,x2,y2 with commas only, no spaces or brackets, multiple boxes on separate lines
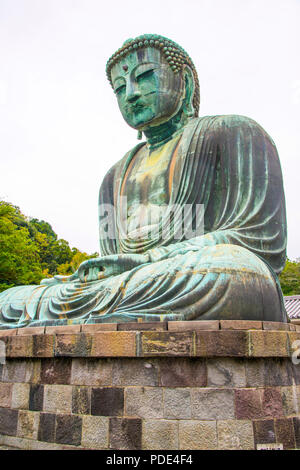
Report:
106,34,200,117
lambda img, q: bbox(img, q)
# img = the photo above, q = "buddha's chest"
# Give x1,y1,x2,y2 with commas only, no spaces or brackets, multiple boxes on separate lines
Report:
125,146,171,204
120,135,181,238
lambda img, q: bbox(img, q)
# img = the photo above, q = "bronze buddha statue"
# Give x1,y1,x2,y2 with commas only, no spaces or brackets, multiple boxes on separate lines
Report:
0,34,288,327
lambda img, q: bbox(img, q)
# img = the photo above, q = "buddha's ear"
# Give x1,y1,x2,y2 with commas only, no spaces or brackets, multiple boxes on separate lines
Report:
182,65,195,117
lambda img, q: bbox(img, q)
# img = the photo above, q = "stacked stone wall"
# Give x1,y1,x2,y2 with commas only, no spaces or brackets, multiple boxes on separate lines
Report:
0,320,300,450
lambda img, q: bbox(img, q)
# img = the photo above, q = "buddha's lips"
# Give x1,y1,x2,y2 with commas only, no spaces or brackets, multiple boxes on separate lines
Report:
127,103,145,113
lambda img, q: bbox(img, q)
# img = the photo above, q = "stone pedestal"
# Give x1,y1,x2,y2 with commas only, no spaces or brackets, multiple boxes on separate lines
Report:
0,320,300,450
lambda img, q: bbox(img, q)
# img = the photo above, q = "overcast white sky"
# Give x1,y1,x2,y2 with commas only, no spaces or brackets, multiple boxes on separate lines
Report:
0,0,299,259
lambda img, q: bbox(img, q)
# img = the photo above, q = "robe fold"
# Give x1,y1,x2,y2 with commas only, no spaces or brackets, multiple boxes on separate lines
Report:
0,115,288,327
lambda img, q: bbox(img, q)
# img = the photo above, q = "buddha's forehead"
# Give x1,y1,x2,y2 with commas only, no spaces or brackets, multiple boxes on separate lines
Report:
111,48,166,83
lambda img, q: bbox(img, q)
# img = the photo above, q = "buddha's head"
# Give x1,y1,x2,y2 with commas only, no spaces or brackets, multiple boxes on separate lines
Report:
106,34,200,133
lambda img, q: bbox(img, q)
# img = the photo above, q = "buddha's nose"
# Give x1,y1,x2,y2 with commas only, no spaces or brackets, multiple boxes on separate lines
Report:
126,83,141,103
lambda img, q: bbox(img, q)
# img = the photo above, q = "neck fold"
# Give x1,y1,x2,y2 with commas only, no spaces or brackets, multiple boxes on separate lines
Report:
143,112,191,150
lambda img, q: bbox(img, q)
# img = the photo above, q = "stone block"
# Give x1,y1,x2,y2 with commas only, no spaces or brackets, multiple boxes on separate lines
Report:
261,387,284,418
142,419,178,450
17,410,39,439
141,331,193,357
263,322,290,331
11,383,30,409
91,387,124,416
55,333,92,357
81,323,117,333
29,384,44,411
274,418,296,449
159,358,207,387
91,332,136,357
0,329,17,337
168,321,219,331
0,407,19,436
82,416,108,449
253,419,276,446
45,325,81,335
293,417,300,448
125,387,163,418
245,359,265,387
191,388,235,420
118,322,167,331
72,386,90,415
2,359,41,383
281,386,300,416
263,358,293,386
71,358,112,386
207,358,246,388
195,331,248,357
220,320,262,330
55,414,82,446
27,360,42,384
40,358,72,384
17,327,45,336
43,385,72,414
0,383,12,407
109,417,142,450
292,361,300,386
6,335,33,357
32,335,55,358
235,389,262,419
217,420,254,450
249,331,289,357
0,434,78,450
163,388,191,419
112,359,159,387
2,360,27,383
38,412,56,443
179,420,217,450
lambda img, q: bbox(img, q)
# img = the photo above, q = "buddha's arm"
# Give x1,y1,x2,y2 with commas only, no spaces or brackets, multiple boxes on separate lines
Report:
75,236,219,282
145,231,230,263
40,253,148,285
75,230,238,283
76,253,148,282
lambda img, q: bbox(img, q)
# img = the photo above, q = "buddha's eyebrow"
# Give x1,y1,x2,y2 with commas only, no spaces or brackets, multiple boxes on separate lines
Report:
112,61,159,86
133,62,158,74
112,75,126,87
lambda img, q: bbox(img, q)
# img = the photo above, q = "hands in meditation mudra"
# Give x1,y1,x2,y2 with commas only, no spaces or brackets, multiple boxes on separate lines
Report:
0,35,288,327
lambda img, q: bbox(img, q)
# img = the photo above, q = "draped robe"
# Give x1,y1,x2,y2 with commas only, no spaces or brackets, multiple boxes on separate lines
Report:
0,115,288,327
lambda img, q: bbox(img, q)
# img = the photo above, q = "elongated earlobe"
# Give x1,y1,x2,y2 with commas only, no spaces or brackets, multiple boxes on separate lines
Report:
182,66,195,118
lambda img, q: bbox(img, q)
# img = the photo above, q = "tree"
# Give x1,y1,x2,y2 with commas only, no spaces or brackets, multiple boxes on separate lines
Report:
0,200,98,291
279,259,300,296
0,202,43,291
57,249,99,275
29,219,57,241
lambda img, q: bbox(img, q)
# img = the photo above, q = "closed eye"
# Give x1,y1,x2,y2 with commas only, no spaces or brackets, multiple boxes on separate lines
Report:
114,84,126,95
136,69,154,82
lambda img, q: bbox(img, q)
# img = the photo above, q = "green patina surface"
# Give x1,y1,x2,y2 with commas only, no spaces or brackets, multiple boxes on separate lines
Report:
0,34,288,328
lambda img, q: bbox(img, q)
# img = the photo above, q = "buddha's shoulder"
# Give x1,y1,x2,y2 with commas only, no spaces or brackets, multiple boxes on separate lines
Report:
195,114,271,137
100,143,144,187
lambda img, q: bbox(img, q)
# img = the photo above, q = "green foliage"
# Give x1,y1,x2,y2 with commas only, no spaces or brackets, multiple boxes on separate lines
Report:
57,249,99,275
279,259,300,296
0,202,43,291
0,200,98,292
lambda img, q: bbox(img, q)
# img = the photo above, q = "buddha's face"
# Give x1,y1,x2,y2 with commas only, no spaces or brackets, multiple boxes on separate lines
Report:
110,48,185,130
